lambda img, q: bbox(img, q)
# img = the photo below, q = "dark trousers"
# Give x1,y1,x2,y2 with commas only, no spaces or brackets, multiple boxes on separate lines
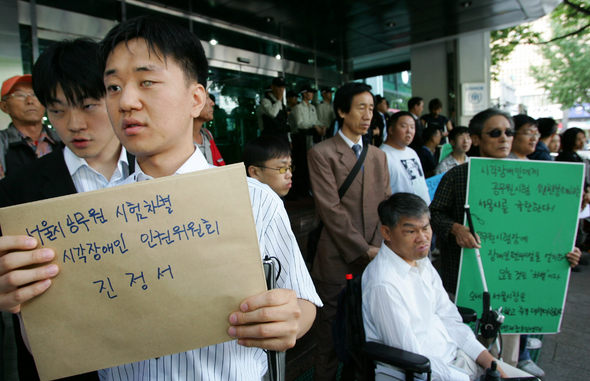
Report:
313,279,345,381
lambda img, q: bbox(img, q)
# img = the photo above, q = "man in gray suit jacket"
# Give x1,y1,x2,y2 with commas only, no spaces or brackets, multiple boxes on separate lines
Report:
308,82,390,381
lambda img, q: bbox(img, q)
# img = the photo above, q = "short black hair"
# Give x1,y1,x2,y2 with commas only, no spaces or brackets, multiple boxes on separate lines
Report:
408,96,423,111
100,15,208,87
209,93,215,103
422,125,441,143
561,127,585,152
468,108,513,136
32,38,105,108
243,135,291,176
378,193,430,228
333,82,373,126
387,111,414,135
375,95,388,107
428,98,442,113
512,114,537,132
449,126,469,141
537,117,558,139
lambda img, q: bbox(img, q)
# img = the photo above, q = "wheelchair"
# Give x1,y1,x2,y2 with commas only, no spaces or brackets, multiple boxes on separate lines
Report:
336,273,537,381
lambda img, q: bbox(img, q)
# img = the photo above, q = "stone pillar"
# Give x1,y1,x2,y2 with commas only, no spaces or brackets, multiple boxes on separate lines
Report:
456,31,491,126
410,41,449,116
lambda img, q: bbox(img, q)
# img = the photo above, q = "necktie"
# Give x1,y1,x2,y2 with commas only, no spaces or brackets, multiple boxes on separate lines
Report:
352,144,361,159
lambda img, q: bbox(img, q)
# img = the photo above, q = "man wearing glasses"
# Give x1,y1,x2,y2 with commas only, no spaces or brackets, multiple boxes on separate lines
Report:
0,75,60,178
243,135,294,198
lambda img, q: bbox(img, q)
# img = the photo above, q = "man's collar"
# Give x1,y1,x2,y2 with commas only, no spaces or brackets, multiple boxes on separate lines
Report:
338,129,362,149
64,145,128,177
379,242,427,277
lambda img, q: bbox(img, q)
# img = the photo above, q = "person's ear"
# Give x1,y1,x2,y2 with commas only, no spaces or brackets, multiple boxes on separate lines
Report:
247,165,261,179
381,225,393,242
0,100,9,114
189,83,207,119
337,108,346,120
471,134,480,147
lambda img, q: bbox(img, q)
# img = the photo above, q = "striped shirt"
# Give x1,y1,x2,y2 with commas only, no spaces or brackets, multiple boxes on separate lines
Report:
64,146,130,193
99,148,321,381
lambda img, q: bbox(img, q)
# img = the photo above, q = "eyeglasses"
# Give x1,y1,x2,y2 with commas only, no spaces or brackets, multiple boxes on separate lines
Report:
518,130,541,139
3,91,37,101
484,128,515,138
257,165,294,174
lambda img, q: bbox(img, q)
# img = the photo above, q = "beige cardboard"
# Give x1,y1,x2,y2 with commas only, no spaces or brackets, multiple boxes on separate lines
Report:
0,164,267,381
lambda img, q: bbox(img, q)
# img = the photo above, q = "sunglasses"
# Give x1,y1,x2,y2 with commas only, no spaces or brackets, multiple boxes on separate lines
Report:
484,129,515,138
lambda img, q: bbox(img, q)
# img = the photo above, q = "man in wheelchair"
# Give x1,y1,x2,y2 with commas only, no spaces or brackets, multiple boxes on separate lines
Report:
361,193,534,380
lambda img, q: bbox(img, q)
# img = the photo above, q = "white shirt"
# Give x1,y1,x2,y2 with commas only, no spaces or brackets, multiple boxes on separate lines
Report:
379,143,430,203
316,102,335,128
99,148,322,381
338,129,363,150
64,146,130,193
435,155,468,175
362,243,485,381
291,101,320,131
259,93,284,119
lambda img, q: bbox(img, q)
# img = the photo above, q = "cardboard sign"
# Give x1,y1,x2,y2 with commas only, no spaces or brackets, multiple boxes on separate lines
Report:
0,164,267,380
456,158,584,334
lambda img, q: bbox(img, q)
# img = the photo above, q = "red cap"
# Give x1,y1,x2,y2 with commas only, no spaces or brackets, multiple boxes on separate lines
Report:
345,274,353,280
1,75,32,98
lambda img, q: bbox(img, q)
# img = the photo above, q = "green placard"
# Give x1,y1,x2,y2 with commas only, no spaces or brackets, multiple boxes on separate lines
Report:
438,143,453,163
456,158,584,334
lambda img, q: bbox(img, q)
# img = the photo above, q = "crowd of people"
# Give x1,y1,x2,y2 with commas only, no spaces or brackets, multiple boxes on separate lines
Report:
0,14,586,381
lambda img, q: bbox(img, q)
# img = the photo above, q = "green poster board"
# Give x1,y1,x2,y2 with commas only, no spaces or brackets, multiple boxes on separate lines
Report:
455,158,584,334
438,143,453,163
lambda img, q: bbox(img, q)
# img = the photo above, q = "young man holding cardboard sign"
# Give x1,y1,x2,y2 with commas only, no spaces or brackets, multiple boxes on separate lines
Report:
0,38,134,380
96,16,319,380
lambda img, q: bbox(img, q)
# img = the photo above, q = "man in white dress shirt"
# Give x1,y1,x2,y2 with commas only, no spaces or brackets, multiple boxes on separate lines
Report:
97,16,320,381
362,193,532,381
0,38,131,380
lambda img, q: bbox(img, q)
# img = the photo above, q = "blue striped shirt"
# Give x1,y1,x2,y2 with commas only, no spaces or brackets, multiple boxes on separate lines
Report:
99,148,321,381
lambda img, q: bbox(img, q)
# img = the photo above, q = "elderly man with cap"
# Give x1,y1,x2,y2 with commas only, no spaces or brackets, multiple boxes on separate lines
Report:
259,76,290,142
0,74,60,178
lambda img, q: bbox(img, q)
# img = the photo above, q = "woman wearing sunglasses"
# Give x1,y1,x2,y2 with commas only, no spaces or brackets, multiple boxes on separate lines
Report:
430,108,580,378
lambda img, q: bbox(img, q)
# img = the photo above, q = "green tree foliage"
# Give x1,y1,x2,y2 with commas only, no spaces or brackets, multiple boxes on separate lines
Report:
531,0,590,108
490,25,540,81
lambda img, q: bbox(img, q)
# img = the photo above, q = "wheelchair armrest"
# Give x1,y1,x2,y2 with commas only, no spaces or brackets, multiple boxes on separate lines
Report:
458,306,477,323
362,341,431,374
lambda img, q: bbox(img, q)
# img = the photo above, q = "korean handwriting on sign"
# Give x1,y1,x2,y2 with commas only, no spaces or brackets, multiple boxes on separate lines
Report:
515,200,556,214
62,233,128,264
25,208,109,245
478,231,528,245
93,265,174,300
491,182,530,196
480,164,540,179
115,194,173,223
537,184,579,197
93,277,118,299
140,219,220,249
